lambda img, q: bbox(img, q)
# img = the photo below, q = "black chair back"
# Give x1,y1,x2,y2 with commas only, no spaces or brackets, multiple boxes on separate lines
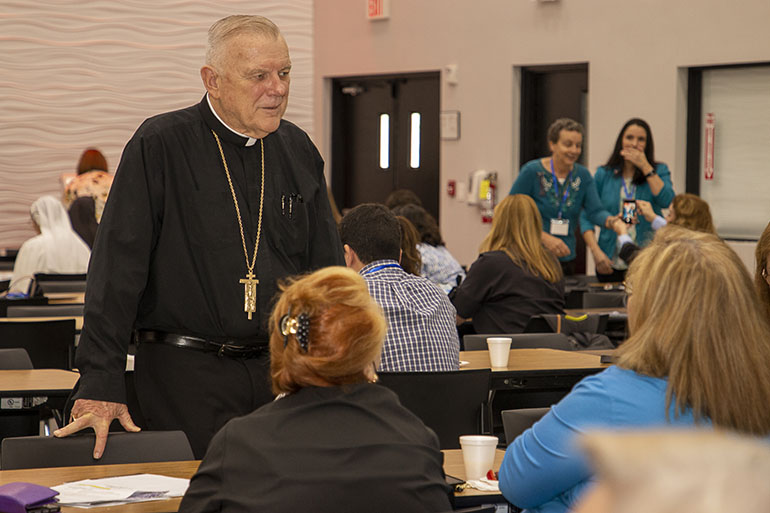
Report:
0,297,48,317
0,319,75,369
0,431,194,470
29,273,87,297
524,313,609,335
377,369,491,449
501,407,550,445
0,348,33,370
7,304,85,318
463,333,573,351
582,291,626,309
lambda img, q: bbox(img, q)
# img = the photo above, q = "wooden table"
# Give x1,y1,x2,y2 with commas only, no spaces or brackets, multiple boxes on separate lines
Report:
0,461,199,513
460,347,606,393
461,349,608,440
443,448,505,494
0,369,79,398
0,315,84,331
46,292,85,305
0,452,505,512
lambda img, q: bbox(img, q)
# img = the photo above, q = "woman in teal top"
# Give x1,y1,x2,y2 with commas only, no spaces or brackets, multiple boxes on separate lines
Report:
580,118,674,282
510,118,613,275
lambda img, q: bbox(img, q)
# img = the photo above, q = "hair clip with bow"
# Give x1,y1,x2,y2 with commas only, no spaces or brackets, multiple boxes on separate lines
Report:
280,308,310,352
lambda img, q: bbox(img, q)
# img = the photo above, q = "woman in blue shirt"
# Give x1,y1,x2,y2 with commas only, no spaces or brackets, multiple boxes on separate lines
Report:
498,226,770,513
580,118,675,282
510,118,614,275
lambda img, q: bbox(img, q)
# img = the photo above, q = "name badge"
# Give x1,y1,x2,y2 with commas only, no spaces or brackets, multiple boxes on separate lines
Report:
550,218,570,236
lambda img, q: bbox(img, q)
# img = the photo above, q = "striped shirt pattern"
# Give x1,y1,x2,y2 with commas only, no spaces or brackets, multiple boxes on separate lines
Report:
361,260,460,372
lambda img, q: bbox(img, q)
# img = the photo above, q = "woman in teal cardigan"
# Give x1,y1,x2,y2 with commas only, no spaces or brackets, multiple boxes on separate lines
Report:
510,118,614,276
580,118,674,282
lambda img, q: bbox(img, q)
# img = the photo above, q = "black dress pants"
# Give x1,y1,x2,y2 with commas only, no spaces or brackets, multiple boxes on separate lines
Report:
134,342,272,459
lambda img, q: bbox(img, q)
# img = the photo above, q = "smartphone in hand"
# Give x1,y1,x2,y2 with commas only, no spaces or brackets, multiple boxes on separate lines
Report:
622,199,636,224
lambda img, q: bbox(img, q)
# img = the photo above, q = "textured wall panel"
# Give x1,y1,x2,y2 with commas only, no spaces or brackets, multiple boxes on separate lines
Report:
0,0,313,248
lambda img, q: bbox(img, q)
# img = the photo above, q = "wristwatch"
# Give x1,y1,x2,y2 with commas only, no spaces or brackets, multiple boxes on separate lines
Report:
645,167,657,178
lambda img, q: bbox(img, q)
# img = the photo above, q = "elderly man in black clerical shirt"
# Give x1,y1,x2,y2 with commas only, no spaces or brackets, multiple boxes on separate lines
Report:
54,15,344,459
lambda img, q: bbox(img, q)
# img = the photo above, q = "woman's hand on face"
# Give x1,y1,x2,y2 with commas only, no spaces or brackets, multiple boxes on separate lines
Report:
542,232,570,258
620,147,650,171
635,200,657,222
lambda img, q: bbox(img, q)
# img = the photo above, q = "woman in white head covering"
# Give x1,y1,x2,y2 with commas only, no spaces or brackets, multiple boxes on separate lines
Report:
9,196,91,295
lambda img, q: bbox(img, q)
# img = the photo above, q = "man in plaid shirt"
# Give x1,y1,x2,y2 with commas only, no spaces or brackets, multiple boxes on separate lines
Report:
339,204,460,371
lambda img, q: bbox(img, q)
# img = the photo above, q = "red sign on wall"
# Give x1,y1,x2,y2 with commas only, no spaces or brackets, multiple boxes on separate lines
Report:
704,112,715,181
367,0,390,20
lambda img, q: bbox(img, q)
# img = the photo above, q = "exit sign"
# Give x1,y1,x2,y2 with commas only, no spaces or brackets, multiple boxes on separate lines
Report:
367,0,390,20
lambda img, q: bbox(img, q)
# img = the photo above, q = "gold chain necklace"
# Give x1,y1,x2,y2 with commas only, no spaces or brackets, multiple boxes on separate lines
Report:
211,130,265,320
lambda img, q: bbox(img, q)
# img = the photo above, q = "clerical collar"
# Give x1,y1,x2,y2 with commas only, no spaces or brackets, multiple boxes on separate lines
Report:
205,93,257,147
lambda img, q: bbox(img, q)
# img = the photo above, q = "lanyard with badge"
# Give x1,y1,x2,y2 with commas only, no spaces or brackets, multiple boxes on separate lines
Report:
549,158,572,236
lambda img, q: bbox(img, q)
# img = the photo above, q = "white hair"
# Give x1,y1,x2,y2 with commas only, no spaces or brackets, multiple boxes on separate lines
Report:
205,15,282,69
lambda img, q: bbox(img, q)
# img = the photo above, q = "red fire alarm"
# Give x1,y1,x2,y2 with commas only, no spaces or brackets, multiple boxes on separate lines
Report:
447,180,456,197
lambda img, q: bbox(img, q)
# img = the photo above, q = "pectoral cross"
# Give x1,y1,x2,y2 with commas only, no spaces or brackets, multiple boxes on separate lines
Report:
239,271,259,320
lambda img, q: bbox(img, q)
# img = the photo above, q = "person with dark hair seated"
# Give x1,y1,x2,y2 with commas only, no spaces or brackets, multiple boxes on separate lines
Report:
179,266,452,513
68,196,99,249
339,204,460,372
392,203,465,293
384,188,422,210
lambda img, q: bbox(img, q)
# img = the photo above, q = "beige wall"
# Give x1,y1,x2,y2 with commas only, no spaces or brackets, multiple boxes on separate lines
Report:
314,0,770,266
0,1,313,249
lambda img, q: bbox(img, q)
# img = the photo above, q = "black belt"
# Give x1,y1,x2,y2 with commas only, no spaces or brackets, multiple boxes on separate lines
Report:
136,330,268,359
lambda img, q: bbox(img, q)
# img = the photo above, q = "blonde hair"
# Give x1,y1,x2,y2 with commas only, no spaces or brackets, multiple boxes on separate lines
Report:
479,194,562,283
205,15,282,69
754,221,770,321
669,193,716,234
579,429,770,513
269,266,386,395
617,225,770,435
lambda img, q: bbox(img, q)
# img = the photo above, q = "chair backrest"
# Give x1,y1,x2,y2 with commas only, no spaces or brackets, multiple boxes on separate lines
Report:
29,273,87,296
524,313,609,335
376,369,491,449
0,319,75,369
0,431,194,470
0,348,33,370
0,297,49,317
463,333,574,351
501,407,550,445
6,304,85,318
582,291,626,309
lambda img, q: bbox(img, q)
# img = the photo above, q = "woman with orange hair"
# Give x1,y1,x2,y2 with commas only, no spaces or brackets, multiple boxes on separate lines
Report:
180,266,451,513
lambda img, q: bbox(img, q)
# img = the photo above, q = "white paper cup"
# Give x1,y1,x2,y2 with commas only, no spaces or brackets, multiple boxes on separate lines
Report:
487,337,512,368
459,435,498,480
